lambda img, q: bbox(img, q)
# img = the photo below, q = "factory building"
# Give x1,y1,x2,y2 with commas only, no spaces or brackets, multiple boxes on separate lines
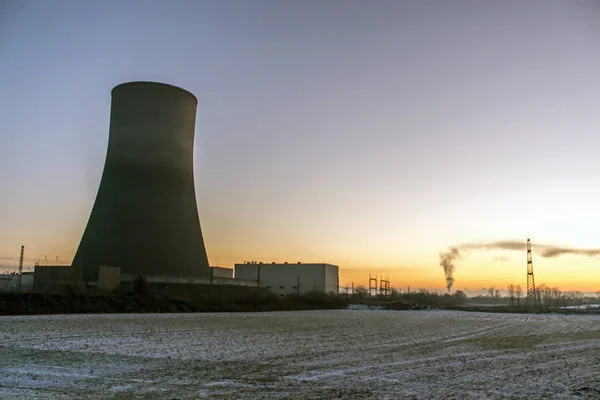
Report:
234,262,339,296
72,82,210,281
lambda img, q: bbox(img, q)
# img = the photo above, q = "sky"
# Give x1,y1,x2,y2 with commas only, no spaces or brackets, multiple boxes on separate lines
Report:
1,0,600,292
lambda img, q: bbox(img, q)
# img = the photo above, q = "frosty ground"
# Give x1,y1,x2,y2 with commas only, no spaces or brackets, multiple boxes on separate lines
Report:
0,310,599,399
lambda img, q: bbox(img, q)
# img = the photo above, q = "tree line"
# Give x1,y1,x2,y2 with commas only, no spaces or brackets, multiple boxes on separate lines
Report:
480,284,600,308
349,283,600,309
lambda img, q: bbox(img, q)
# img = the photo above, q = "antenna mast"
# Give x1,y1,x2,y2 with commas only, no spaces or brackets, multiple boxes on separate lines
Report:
18,245,24,293
526,236,537,308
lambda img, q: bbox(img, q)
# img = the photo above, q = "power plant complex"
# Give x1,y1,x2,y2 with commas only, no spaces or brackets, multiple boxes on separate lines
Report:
5,82,590,304
27,81,340,295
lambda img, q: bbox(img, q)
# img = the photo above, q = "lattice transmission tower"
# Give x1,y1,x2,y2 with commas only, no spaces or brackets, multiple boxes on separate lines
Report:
526,236,537,308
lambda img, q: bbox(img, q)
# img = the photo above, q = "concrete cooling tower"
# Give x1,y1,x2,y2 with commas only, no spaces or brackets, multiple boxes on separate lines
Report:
72,82,210,280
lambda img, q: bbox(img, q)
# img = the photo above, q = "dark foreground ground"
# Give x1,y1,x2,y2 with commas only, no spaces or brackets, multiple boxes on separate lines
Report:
2,287,599,316
0,286,348,315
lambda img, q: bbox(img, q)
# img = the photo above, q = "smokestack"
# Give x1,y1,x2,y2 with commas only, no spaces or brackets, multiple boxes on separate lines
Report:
72,82,210,280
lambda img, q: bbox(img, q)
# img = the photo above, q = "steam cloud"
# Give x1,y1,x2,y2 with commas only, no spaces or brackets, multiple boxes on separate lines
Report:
439,240,600,292
439,247,460,292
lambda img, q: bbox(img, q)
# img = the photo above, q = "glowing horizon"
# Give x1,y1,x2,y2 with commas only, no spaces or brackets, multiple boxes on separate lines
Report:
3,240,598,293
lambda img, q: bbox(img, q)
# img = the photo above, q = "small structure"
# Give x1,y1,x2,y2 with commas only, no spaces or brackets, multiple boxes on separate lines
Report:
97,266,121,291
33,266,82,292
234,262,339,296
210,267,233,279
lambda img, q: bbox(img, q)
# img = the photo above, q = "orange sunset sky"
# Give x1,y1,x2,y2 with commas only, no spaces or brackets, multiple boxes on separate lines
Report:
1,1,600,293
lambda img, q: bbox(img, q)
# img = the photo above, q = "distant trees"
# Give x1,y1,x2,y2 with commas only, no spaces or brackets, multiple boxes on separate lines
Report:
561,290,584,307
525,284,586,309
551,286,562,308
486,287,500,298
347,283,596,309
453,290,467,302
536,284,550,307
354,285,368,298
507,284,515,305
515,285,523,306
506,284,523,306
480,283,596,309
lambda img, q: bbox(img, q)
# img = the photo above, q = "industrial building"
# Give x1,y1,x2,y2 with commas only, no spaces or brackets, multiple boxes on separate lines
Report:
72,82,211,281
0,272,34,292
234,262,339,296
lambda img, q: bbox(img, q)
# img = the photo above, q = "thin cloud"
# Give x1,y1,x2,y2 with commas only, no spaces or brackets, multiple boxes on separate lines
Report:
457,240,600,259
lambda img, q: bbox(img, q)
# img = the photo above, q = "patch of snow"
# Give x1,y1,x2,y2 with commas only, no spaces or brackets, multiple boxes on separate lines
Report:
0,310,599,398
346,304,384,310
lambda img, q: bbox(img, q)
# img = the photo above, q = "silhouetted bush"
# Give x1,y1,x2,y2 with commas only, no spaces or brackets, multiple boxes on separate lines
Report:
395,290,468,308
64,284,82,298
296,291,346,308
134,276,148,295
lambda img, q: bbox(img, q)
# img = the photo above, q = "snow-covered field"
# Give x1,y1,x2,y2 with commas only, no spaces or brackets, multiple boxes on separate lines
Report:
0,310,599,399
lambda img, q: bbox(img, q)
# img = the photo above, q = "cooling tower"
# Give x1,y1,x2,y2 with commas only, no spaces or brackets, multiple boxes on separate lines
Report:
72,81,210,280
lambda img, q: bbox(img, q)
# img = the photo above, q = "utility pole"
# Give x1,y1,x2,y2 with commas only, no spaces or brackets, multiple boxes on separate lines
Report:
17,245,24,293
526,236,537,308
256,264,261,287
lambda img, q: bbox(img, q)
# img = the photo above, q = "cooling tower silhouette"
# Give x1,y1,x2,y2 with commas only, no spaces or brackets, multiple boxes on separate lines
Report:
72,82,210,280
